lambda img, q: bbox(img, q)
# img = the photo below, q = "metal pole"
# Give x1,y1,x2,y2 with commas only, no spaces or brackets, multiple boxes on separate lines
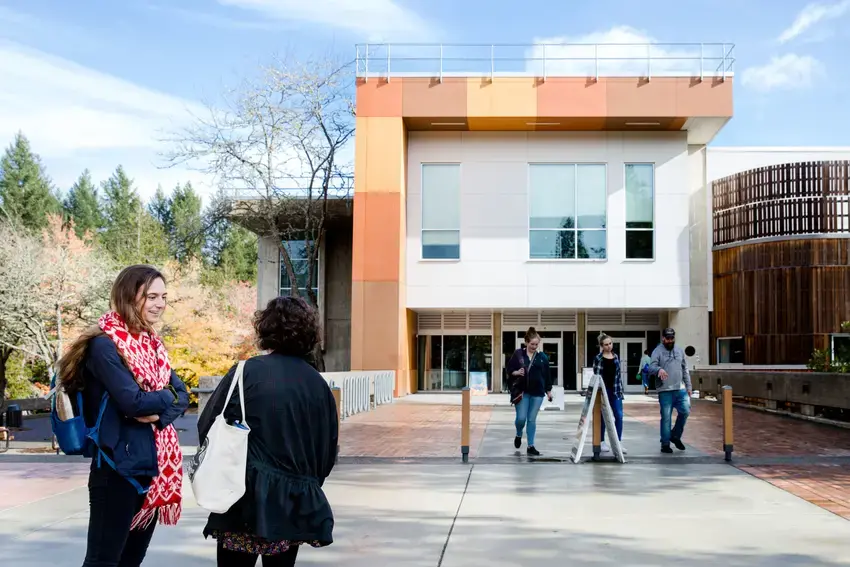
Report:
722,43,726,81
461,387,471,463
722,385,734,462
439,43,443,83
647,44,651,81
490,44,494,82
543,43,547,81
595,44,599,81
365,43,369,82
700,43,704,81
387,44,391,82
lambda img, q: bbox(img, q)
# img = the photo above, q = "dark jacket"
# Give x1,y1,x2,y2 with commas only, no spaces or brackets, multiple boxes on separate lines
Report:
198,353,338,544
506,348,553,397
81,336,189,478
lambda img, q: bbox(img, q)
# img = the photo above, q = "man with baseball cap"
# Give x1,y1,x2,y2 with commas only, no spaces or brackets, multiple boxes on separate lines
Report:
648,327,692,454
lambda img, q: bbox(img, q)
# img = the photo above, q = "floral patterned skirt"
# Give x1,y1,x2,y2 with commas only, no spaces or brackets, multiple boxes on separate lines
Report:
211,530,323,556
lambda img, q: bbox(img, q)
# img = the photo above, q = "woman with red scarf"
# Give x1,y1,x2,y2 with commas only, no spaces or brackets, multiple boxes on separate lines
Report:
57,265,189,567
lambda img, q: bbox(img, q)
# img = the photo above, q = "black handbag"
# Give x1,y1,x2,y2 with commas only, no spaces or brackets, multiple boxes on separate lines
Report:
509,351,535,405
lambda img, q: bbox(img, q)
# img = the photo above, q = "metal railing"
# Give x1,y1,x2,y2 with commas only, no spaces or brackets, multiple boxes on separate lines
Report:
355,43,735,82
323,370,396,419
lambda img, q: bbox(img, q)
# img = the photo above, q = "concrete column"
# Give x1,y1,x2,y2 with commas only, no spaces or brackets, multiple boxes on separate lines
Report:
256,237,281,309
493,312,502,393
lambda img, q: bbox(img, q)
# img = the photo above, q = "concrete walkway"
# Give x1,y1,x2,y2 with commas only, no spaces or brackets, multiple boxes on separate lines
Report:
2,462,850,566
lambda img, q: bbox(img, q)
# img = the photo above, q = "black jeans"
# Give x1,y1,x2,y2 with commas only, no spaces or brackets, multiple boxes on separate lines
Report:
82,465,155,567
217,542,299,566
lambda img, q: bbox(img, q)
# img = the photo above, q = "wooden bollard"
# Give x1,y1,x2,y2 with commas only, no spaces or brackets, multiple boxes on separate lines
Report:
592,389,602,460
722,385,733,462
331,386,342,463
461,387,471,463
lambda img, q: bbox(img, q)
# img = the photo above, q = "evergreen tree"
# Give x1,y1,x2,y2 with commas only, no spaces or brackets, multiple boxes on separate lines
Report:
170,182,204,263
0,132,60,231
219,224,258,282
64,169,103,239
100,165,143,265
148,185,172,234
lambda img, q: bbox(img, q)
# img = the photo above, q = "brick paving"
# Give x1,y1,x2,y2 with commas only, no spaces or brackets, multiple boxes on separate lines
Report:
339,402,492,458
625,399,850,521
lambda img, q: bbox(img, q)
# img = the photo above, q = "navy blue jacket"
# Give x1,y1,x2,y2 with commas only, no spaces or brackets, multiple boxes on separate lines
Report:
506,348,552,397
81,336,189,478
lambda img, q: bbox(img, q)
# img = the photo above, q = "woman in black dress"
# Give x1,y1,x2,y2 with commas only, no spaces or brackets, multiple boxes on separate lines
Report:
198,296,338,566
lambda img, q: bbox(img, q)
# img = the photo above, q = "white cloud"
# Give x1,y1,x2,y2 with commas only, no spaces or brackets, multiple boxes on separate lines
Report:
778,0,850,43
527,26,732,78
217,0,433,41
0,41,212,199
740,54,824,92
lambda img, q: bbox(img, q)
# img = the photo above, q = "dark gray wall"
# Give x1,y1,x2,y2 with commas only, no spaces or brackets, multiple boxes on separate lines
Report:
323,222,352,371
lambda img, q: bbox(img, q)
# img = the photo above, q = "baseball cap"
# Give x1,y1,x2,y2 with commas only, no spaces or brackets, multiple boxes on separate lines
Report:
662,327,676,338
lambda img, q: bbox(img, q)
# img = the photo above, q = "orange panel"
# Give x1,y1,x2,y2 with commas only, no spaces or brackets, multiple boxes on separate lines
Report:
536,78,608,117
402,78,467,117
466,78,537,118
605,78,677,117
358,281,402,370
362,117,406,193
467,117,535,130
356,78,403,117
350,280,365,369
351,192,401,282
675,77,734,117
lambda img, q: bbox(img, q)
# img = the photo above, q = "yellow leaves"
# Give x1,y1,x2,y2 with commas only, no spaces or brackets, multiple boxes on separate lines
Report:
159,261,257,402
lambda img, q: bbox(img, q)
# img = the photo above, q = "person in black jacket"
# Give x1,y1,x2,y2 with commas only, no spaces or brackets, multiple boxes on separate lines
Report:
506,327,553,457
57,265,190,567
198,296,338,567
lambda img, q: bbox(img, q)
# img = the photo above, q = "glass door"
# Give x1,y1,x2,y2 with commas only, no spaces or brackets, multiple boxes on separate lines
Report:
611,339,646,393
516,338,563,388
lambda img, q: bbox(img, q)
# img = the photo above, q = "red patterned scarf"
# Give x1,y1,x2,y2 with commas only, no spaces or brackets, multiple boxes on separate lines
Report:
99,311,183,529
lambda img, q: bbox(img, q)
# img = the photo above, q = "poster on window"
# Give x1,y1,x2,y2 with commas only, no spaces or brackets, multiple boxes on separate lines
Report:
469,372,488,396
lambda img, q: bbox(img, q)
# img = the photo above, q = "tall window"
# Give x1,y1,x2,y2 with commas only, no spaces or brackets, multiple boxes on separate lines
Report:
529,164,607,259
416,334,492,391
625,164,654,259
421,164,460,259
279,240,318,303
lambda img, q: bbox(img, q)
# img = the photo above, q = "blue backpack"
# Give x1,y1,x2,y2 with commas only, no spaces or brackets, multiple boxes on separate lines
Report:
50,382,149,495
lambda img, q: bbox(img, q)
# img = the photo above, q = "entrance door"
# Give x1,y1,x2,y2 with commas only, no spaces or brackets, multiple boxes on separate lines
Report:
516,338,563,388
611,339,646,393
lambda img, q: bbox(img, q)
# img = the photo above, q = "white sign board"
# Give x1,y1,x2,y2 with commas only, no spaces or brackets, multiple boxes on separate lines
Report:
469,372,489,396
581,367,594,389
569,375,626,464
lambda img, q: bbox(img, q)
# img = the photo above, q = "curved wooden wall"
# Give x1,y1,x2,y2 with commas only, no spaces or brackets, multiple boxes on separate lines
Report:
711,161,850,365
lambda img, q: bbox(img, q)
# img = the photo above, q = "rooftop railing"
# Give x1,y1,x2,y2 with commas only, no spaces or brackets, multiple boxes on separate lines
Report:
355,42,735,82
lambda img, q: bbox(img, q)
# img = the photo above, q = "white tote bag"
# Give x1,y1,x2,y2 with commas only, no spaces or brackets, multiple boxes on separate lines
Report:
188,360,251,514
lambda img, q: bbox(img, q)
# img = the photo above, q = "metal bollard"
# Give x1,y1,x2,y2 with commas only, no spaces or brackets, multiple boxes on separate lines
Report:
722,385,733,462
592,389,602,460
331,386,342,463
461,387,471,463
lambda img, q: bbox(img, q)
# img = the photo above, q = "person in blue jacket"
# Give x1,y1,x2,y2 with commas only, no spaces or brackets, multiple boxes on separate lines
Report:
506,327,553,457
57,265,189,567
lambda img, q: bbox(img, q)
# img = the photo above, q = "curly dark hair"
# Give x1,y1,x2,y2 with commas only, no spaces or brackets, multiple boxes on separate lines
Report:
254,296,321,357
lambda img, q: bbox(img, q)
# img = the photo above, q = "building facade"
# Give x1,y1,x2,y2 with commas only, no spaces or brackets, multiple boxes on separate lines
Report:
345,43,734,396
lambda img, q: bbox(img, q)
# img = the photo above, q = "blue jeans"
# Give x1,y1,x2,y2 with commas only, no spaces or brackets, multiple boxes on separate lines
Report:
515,395,545,447
658,389,691,445
601,395,623,442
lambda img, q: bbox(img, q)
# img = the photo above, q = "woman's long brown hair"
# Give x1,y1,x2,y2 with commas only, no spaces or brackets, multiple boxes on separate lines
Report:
57,265,166,394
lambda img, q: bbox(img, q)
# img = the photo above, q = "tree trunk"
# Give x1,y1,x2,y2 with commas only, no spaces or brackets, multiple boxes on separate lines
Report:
0,346,11,412
311,343,326,373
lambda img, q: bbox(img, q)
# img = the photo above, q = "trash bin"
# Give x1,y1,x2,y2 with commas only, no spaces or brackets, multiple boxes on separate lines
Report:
5,404,22,429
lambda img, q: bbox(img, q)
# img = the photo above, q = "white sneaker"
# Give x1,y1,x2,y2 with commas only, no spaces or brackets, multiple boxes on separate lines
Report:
601,441,611,453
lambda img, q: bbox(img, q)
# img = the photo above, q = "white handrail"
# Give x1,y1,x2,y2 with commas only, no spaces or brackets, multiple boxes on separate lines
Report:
355,42,736,80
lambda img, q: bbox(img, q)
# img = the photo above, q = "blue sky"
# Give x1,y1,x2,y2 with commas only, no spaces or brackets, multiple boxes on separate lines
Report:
1,0,849,200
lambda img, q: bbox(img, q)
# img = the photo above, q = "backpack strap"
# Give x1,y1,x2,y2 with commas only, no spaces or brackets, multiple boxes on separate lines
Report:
88,393,149,496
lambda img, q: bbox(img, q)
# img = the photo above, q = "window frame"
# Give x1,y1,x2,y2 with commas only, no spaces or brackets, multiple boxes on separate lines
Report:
624,162,656,262
419,333,494,391
716,336,745,364
420,162,462,262
527,162,609,262
279,239,320,303
831,333,850,363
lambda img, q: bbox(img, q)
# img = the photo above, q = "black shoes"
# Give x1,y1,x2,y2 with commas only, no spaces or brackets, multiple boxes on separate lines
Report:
661,444,674,454
514,436,522,449
527,446,541,457
671,438,686,451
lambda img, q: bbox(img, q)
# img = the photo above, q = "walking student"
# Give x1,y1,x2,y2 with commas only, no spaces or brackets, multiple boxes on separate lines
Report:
639,349,652,394
57,265,189,567
649,327,692,454
199,296,338,566
593,333,626,455
506,327,553,457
